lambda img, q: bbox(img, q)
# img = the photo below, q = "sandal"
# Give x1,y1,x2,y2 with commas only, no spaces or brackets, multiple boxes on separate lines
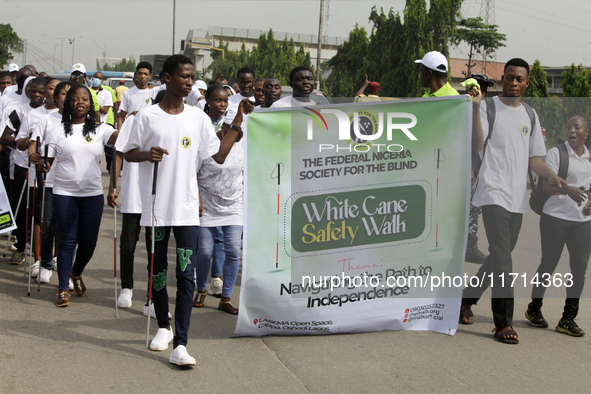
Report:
192,291,206,308
493,326,519,344
218,300,238,315
459,305,474,324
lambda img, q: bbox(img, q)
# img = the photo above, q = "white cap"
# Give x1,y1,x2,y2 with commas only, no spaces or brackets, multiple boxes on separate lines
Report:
8,63,19,72
71,63,86,74
414,51,448,73
195,80,207,90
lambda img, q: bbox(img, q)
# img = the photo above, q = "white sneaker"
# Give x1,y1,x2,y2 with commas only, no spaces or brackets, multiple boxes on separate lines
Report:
149,327,173,351
52,256,57,271
117,288,133,308
69,278,74,291
31,261,40,277
169,345,196,366
207,277,223,296
37,267,52,284
143,303,172,319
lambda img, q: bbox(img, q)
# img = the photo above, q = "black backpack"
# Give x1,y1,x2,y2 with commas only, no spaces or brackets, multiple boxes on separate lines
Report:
528,142,569,215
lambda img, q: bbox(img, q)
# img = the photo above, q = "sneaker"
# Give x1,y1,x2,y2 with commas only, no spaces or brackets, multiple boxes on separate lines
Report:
465,248,488,264
69,279,74,291
31,261,40,277
169,345,196,366
9,244,16,252
9,251,25,265
56,290,70,307
70,270,86,297
525,308,548,328
52,257,57,271
117,288,133,308
556,318,585,337
37,267,52,284
143,304,172,319
208,277,223,296
149,327,173,351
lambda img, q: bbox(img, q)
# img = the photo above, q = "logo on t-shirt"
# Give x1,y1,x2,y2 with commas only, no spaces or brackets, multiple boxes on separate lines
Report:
145,98,150,104
85,135,94,143
522,125,529,136
181,137,191,149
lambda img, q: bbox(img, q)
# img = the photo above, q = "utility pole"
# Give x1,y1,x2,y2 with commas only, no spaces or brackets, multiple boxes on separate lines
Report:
479,0,497,78
315,0,325,90
23,40,27,65
172,0,176,54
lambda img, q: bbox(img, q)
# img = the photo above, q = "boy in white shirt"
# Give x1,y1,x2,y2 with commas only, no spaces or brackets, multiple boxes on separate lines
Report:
123,55,248,367
117,62,157,130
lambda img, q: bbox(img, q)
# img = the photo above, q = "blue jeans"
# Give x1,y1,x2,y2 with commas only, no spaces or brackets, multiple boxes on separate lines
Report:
145,226,197,348
196,225,242,298
53,194,104,291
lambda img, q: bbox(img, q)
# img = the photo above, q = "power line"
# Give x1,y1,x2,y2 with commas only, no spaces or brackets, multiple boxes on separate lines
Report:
499,0,589,29
496,5,591,34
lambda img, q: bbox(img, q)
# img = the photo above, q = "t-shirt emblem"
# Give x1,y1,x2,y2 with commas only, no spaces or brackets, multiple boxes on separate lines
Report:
181,137,191,148
85,135,94,143
522,125,529,136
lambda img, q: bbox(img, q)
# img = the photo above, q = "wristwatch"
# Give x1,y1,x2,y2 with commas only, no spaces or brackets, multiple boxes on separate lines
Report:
230,124,242,132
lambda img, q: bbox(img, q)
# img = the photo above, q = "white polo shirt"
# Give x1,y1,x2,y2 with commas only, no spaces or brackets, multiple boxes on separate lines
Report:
473,96,546,213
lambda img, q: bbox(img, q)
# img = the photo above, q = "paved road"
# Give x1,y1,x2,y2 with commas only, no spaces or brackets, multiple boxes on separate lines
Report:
1,172,590,393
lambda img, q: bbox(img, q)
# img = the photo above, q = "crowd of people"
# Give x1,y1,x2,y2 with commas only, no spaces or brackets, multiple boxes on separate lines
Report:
1,50,589,366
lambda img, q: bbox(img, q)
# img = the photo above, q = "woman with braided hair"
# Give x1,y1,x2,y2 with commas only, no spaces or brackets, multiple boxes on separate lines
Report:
43,84,118,307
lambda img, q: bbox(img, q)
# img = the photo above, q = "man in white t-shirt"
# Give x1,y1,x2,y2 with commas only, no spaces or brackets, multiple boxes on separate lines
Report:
271,66,317,108
117,61,157,130
461,58,567,344
123,55,249,367
221,67,256,135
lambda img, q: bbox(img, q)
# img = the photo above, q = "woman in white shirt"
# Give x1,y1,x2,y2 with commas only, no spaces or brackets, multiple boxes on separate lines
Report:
45,85,118,307
193,85,248,314
526,116,591,336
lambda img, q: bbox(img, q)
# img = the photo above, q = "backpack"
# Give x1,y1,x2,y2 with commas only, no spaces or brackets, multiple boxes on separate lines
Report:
528,142,569,215
472,97,537,181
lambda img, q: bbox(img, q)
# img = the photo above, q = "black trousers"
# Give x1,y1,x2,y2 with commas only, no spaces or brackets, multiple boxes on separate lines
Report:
120,213,141,289
529,214,591,319
463,205,523,328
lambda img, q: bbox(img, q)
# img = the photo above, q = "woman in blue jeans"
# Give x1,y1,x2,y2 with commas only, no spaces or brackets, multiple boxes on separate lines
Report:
44,85,118,307
193,85,247,314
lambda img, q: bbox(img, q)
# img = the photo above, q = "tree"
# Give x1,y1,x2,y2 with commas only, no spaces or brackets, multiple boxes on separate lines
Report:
0,24,23,68
207,29,320,88
524,60,548,97
453,17,506,77
561,63,591,97
328,1,464,98
102,58,136,72
327,25,370,97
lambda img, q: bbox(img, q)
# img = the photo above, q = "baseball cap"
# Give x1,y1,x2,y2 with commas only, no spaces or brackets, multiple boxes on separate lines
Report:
415,51,448,73
470,73,494,88
195,80,207,90
119,80,125,84
8,63,19,72
71,63,86,74
368,81,380,90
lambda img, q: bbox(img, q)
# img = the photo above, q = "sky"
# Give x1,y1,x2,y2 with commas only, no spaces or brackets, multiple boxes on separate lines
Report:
3,0,591,73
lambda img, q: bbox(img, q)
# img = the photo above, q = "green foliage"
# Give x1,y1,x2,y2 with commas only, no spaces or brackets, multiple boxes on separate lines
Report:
207,29,319,87
328,1,464,98
454,17,506,77
524,60,548,98
102,58,136,72
561,64,591,97
0,24,23,68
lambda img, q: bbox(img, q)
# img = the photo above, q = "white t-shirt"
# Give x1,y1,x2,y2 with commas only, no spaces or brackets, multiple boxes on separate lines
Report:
0,89,19,126
122,104,220,227
270,95,317,108
16,106,58,182
94,88,113,124
114,114,141,214
2,84,16,96
30,110,61,188
46,123,116,197
543,143,591,222
119,86,158,114
7,104,36,175
223,93,255,125
473,97,546,213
